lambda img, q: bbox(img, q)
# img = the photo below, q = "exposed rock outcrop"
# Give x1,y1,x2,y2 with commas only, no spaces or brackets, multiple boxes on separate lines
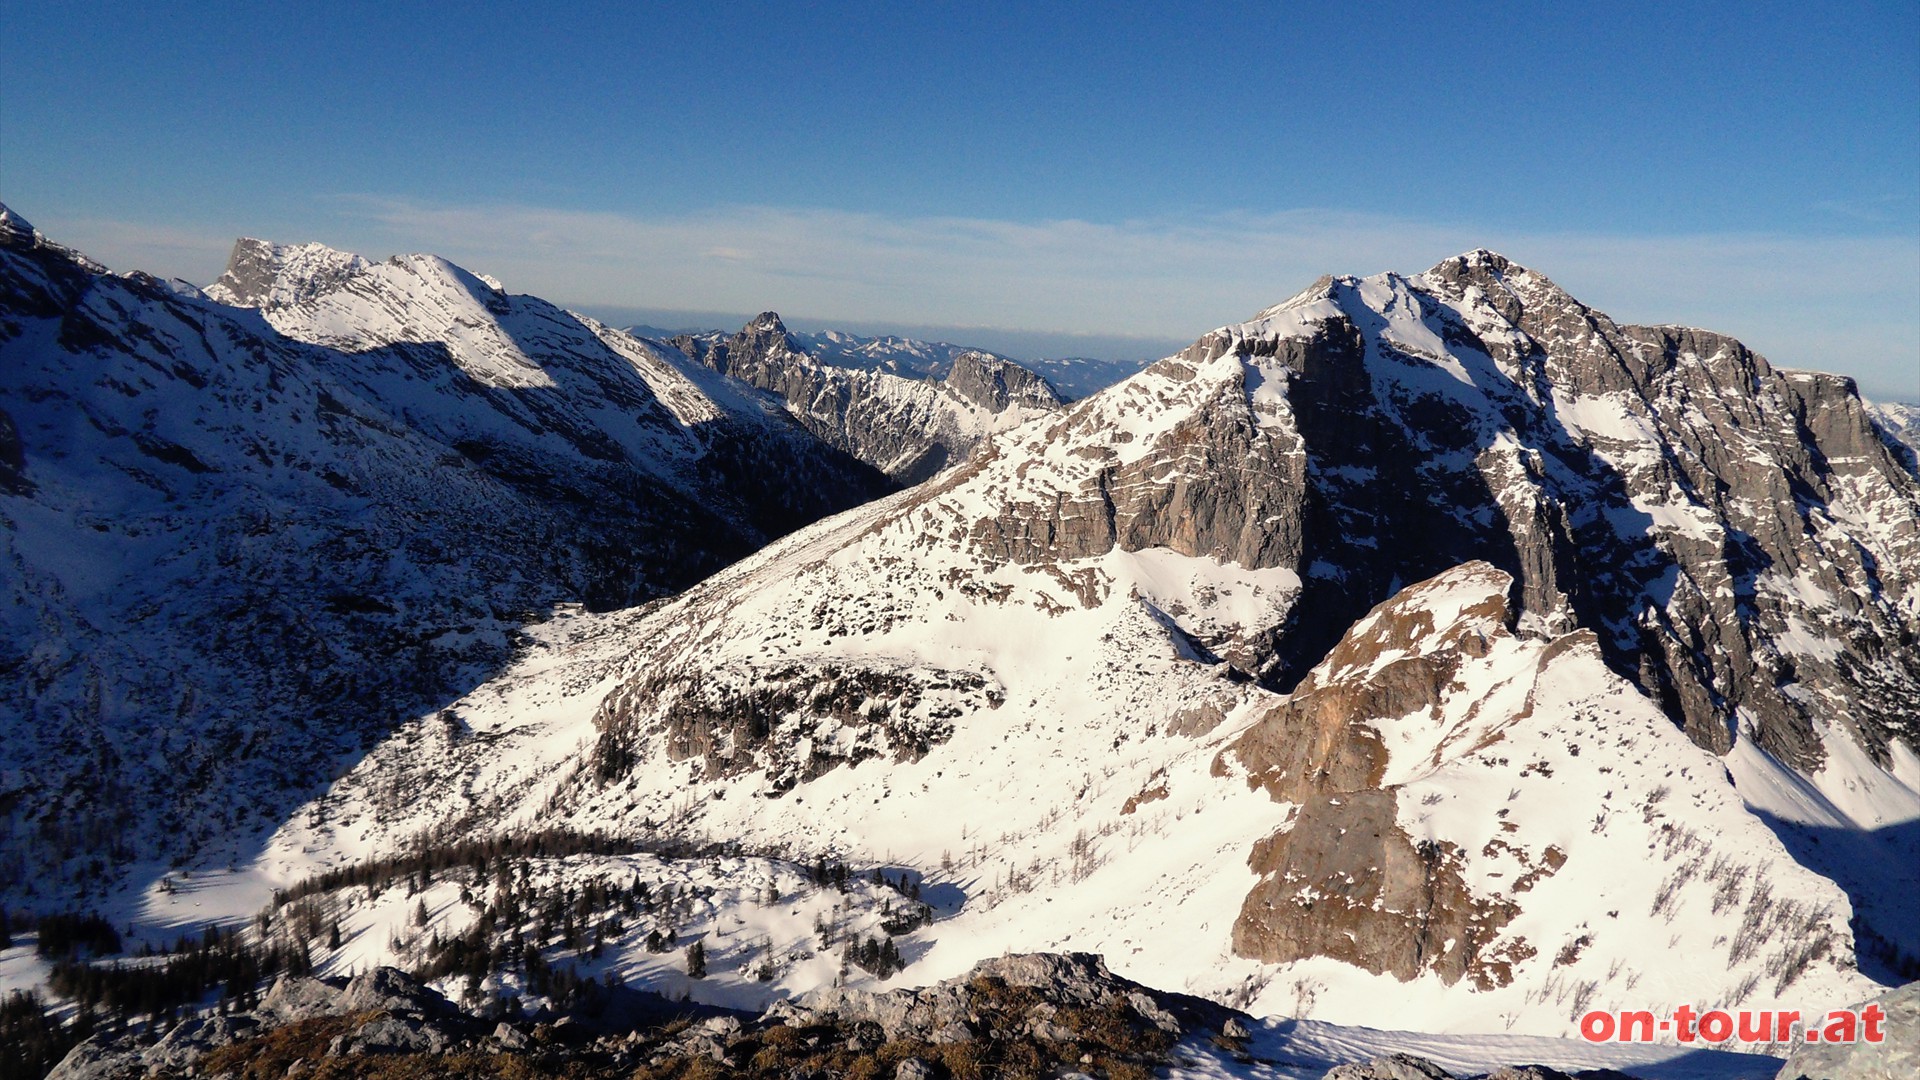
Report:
1775,978,1919,1080
47,967,475,1080
592,660,1001,790
47,955,1240,1080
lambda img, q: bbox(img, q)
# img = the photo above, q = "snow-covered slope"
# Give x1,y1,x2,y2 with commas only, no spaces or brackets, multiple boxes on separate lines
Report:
0,211,887,907
667,313,1063,483
242,556,1878,1040
235,251,1918,1040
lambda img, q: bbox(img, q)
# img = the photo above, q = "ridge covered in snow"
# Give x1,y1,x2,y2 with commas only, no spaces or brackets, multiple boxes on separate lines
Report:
0,213,888,907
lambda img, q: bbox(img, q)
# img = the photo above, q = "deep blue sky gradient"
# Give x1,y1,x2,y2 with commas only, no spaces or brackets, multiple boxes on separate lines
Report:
3,1,1916,394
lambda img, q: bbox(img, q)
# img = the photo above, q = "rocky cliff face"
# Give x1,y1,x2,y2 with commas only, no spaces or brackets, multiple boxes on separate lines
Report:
669,313,1062,483
1219,564,1552,989
204,237,369,308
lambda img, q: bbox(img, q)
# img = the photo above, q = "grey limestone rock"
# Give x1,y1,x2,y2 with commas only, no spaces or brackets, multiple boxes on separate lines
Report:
43,1037,146,1080
789,951,1235,1046
341,965,451,1017
142,1013,260,1069
256,974,348,1025
894,1058,938,1080
1323,1052,1457,1080
1775,979,1919,1080
332,1013,457,1055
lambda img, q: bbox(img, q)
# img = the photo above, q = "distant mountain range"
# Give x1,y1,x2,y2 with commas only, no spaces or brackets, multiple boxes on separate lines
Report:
629,322,1153,402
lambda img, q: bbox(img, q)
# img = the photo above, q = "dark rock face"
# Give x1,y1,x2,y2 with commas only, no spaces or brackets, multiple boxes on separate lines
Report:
944,350,1061,412
0,406,29,495
671,313,1062,484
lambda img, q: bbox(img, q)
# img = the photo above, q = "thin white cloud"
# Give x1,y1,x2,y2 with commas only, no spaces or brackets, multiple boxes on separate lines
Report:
40,217,241,280
341,199,1919,398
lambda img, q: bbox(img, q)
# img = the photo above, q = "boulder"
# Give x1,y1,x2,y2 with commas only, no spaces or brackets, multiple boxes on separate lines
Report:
1324,1053,1456,1080
1776,979,1920,1080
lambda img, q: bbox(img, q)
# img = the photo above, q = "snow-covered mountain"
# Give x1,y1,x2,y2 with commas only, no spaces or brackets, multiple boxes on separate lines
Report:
0,212,889,905
663,313,1063,483
792,327,986,380
230,250,1918,1041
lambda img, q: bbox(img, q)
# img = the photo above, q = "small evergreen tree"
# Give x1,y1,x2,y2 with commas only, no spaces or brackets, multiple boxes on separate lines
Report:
686,940,706,979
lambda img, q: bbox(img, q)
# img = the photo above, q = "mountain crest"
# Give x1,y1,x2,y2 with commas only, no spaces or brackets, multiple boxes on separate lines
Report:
205,236,370,308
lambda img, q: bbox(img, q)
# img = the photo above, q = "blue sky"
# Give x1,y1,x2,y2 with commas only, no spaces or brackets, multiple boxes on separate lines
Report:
4,1,1917,397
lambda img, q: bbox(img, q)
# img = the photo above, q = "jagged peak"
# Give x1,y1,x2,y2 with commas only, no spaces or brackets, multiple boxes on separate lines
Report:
1416,248,1585,322
1432,248,1521,276
744,311,789,334
0,203,112,273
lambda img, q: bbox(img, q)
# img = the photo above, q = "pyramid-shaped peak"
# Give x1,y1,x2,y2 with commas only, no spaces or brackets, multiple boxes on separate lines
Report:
944,350,1063,411
0,203,36,242
745,311,788,333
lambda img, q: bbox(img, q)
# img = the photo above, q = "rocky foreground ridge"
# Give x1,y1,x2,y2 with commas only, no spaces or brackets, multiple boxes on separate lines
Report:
48,953,1832,1080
